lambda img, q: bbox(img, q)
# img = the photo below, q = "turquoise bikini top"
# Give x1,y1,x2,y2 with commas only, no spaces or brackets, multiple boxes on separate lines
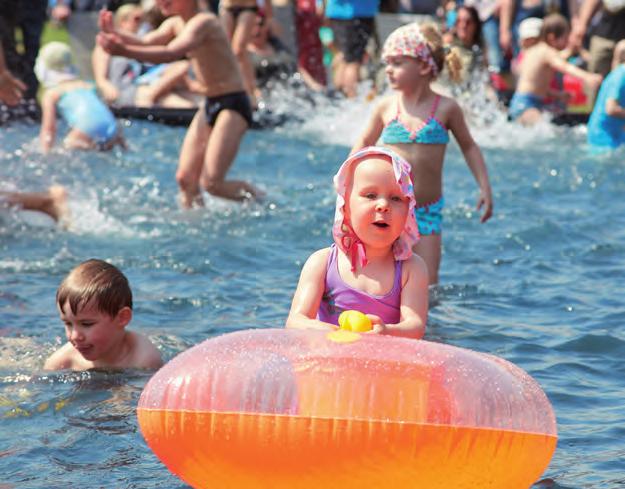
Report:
381,95,450,145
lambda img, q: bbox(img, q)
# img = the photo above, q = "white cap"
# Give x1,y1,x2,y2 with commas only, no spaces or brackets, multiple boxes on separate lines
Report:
519,17,543,41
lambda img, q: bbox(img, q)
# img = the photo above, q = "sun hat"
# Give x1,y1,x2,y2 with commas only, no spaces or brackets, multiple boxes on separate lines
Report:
332,146,420,272
519,17,543,41
381,22,439,76
34,42,78,88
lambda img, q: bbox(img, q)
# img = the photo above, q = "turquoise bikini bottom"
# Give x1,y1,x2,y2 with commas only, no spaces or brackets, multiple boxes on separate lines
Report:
415,196,444,235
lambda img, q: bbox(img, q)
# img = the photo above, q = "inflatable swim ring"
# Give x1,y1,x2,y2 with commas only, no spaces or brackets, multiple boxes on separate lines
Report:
137,328,557,489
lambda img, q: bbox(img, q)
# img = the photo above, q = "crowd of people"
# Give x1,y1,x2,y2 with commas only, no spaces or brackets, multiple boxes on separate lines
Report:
0,0,624,371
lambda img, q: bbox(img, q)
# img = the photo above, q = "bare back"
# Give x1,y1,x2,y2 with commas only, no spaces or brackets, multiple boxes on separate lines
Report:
516,43,557,97
171,12,245,97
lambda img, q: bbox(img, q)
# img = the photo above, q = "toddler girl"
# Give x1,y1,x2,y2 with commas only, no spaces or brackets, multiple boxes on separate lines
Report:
286,146,429,339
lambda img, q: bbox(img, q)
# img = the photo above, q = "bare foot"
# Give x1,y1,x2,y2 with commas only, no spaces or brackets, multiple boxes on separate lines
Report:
45,185,70,225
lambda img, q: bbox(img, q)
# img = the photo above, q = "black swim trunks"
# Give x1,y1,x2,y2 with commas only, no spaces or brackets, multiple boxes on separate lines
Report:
204,91,253,127
330,17,375,63
223,5,258,23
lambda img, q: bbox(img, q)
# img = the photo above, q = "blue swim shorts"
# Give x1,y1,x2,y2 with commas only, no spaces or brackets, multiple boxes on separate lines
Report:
508,92,545,120
415,196,444,235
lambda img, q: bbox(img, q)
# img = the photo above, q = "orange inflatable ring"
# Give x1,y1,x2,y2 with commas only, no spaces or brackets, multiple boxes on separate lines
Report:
137,329,557,488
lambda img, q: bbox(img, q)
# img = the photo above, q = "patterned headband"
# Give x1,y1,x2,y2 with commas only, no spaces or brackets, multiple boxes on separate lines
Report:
381,22,439,77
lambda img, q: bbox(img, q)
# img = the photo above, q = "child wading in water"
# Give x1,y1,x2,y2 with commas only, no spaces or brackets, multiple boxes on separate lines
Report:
36,42,126,153
286,147,429,339
97,0,261,207
509,13,603,124
44,259,163,371
352,22,493,284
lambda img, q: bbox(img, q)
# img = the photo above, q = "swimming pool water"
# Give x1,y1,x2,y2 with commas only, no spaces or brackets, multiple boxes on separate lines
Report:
1,96,624,488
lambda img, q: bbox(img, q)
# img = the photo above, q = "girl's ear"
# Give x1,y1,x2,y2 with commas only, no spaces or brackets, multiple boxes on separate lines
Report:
418,60,433,77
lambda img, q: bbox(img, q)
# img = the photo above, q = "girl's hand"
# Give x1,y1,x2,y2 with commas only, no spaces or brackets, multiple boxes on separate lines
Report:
98,9,115,33
97,32,124,56
366,314,386,334
477,190,493,223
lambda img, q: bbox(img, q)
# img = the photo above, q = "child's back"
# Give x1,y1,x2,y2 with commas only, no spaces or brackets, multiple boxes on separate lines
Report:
516,42,559,98
51,80,118,144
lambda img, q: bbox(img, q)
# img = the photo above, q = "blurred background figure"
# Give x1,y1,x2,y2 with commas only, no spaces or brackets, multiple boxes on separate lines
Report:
0,0,48,100
324,0,380,98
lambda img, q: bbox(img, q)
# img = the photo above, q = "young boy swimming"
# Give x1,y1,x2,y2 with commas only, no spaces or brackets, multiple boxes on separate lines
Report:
44,259,163,371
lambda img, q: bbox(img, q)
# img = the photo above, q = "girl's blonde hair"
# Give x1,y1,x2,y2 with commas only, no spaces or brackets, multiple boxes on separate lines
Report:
114,4,143,27
420,23,463,83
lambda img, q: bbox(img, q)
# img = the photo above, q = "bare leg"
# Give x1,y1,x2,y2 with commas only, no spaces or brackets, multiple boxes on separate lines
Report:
518,108,543,126
1,185,68,223
64,129,95,150
342,61,360,98
219,9,235,39
199,109,260,201
229,11,258,107
413,234,442,285
176,109,211,208
137,61,191,106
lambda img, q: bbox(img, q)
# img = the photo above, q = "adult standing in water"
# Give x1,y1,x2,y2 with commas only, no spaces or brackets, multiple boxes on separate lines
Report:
324,0,380,98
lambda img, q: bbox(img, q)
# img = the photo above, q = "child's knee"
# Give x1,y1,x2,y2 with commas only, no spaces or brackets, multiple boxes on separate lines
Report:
176,169,197,190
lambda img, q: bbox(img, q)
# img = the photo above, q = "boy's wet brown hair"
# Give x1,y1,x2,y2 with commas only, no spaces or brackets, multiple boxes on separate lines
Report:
56,259,132,317
540,13,569,42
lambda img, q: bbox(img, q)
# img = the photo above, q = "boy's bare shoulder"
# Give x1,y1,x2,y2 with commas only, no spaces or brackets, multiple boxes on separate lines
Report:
187,10,220,28
128,331,163,369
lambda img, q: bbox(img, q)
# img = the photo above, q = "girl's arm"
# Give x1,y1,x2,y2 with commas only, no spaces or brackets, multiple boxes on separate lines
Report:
447,100,493,223
40,90,59,153
92,45,119,103
350,100,386,154
382,255,429,339
286,248,337,331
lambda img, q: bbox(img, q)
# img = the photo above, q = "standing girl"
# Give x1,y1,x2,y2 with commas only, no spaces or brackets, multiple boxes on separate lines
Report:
352,22,493,284
286,146,429,339
220,0,272,107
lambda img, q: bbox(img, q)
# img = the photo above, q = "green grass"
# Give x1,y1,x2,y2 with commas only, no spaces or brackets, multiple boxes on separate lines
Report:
41,21,70,46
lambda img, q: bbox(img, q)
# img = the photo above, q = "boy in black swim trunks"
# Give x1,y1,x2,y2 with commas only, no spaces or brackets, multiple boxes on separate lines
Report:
97,0,261,207
219,0,272,107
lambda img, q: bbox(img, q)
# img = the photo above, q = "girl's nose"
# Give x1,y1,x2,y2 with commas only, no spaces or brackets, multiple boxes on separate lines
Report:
376,198,389,211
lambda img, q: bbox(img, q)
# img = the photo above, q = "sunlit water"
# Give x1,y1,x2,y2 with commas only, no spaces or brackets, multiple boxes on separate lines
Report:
1,87,624,488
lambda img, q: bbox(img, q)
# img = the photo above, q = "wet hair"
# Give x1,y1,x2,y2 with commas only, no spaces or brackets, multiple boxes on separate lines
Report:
457,5,483,49
539,13,569,42
420,23,463,83
56,259,132,317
